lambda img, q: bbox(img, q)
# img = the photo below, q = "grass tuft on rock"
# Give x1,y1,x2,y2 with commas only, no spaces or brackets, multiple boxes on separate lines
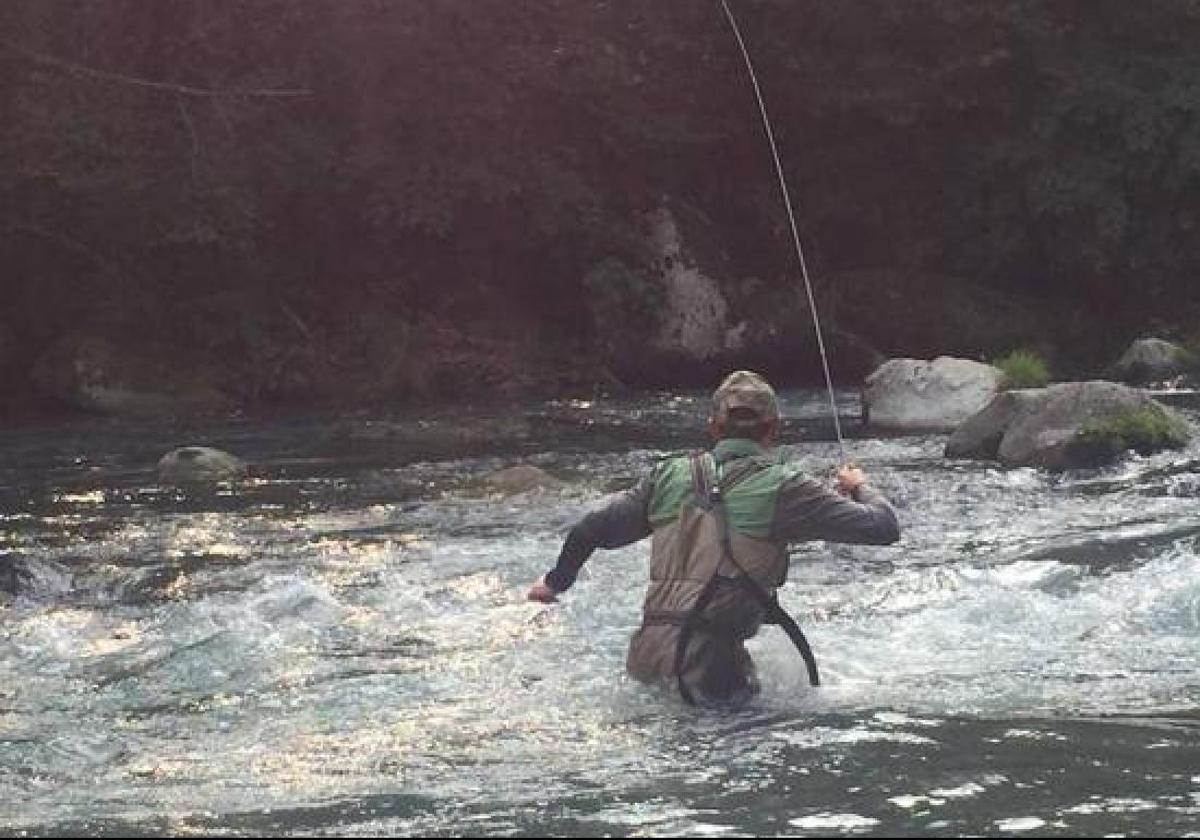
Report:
994,349,1051,390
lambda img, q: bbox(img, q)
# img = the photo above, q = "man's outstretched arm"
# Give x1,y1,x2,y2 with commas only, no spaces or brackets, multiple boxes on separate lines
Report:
528,477,654,602
771,465,900,546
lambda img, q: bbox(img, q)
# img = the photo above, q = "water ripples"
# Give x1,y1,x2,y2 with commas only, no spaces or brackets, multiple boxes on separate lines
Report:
2,392,1199,834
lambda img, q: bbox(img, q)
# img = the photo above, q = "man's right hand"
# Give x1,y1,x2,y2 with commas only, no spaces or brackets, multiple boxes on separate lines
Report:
836,464,867,497
526,577,558,604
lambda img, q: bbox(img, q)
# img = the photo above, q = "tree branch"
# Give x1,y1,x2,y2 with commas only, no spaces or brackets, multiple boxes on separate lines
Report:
0,38,311,98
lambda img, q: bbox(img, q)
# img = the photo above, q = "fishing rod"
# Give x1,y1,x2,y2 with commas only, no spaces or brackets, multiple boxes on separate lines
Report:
718,0,848,463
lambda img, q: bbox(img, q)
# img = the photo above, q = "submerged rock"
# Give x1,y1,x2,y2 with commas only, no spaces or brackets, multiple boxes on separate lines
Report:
0,553,30,596
863,356,1002,432
479,464,563,495
158,446,247,484
945,380,1192,470
334,416,535,461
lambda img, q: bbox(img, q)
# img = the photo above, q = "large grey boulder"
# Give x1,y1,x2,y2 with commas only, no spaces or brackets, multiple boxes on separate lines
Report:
585,202,887,383
946,381,1192,470
863,357,1003,432
585,204,738,381
1112,338,1191,384
644,205,730,361
158,447,247,484
32,334,230,416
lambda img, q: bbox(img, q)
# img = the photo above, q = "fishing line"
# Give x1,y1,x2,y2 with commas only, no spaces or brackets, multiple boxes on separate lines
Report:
718,0,847,462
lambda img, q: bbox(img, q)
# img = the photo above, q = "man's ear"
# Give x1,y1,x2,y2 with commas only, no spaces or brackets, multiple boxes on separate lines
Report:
760,418,779,445
707,418,723,442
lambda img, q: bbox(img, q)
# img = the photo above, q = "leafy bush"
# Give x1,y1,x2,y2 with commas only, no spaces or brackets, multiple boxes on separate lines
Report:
994,349,1051,390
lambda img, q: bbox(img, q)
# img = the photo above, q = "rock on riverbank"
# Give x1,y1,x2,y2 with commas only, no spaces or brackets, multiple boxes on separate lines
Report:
945,380,1192,470
863,357,1002,432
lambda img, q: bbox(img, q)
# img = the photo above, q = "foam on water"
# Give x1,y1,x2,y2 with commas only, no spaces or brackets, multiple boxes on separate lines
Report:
761,544,1198,716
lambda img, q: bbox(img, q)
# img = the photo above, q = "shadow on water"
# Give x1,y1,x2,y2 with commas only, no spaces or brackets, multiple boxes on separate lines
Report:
997,520,1200,572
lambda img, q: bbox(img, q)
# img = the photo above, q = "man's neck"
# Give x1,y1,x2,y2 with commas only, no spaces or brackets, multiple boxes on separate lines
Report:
712,437,769,462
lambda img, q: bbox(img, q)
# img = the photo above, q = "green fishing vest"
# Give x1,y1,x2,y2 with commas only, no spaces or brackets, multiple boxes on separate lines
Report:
626,444,799,685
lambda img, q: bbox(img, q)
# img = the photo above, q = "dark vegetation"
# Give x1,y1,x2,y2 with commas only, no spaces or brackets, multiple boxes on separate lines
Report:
5,1,1200,416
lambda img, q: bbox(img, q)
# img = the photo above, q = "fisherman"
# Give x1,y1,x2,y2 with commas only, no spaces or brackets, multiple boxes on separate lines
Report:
527,370,900,706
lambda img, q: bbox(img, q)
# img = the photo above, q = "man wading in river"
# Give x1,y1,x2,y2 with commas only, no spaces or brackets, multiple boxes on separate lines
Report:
527,370,900,707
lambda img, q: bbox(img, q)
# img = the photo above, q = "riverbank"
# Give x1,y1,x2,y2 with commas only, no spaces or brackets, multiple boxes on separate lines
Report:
2,278,1181,427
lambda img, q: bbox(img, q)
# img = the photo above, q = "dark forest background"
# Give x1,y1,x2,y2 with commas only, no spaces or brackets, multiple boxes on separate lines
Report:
5,1,1200,416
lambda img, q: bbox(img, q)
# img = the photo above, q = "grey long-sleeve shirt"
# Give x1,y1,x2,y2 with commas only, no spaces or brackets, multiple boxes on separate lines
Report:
543,439,900,593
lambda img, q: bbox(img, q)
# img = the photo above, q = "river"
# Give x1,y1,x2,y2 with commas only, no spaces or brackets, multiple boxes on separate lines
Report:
2,389,1199,836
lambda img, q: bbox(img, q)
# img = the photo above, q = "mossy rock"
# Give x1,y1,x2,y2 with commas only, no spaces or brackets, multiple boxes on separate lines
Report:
1072,405,1193,466
1112,338,1191,385
947,381,1192,470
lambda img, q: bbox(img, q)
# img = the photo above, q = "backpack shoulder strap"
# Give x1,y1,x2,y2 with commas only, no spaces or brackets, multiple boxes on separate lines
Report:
689,452,719,510
690,451,769,504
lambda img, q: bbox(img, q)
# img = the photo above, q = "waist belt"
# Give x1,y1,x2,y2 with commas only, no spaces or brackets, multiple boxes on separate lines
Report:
643,607,753,636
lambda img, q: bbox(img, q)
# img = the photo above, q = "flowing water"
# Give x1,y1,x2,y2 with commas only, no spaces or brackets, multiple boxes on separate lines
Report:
2,390,1199,837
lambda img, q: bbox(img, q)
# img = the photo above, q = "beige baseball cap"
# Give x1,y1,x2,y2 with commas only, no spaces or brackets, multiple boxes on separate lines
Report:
711,370,780,424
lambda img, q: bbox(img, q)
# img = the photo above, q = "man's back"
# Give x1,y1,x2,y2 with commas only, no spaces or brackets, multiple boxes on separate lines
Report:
527,371,900,706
